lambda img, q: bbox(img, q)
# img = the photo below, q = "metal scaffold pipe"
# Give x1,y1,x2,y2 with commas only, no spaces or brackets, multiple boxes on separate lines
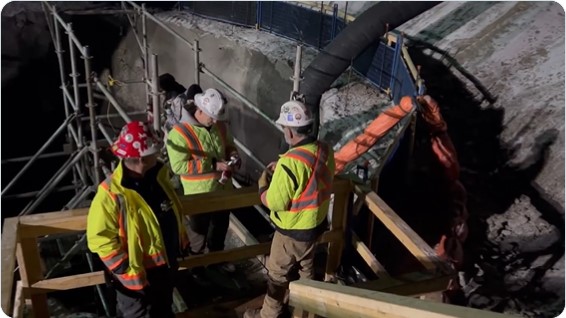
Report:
52,8,71,117
1,114,77,196
97,122,115,145
291,44,303,99
141,3,151,106
151,54,161,133
83,46,100,186
3,185,77,200
201,66,283,133
67,23,81,116
94,77,133,123
1,152,67,164
44,1,86,56
127,1,194,49
20,147,90,215
193,39,200,85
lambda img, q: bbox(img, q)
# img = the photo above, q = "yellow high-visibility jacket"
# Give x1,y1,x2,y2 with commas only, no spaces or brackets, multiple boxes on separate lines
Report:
87,162,188,290
260,139,335,241
166,114,237,195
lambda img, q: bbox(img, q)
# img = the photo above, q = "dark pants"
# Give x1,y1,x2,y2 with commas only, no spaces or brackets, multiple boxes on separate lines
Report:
187,210,230,253
115,266,175,318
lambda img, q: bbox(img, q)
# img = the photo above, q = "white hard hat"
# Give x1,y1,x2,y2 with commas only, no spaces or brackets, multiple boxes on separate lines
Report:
194,88,227,120
275,100,313,127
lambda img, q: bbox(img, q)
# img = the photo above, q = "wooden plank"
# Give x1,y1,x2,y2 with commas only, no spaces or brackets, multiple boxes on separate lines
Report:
352,271,452,297
12,281,24,318
27,271,105,295
289,279,512,318
16,237,49,317
179,229,342,270
325,189,350,281
180,186,261,216
19,208,89,224
351,232,390,279
181,179,351,216
1,217,19,315
229,214,259,246
19,216,86,238
356,187,450,273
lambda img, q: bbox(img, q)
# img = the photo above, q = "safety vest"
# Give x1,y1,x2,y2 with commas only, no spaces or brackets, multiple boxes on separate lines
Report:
167,121,234,195
263,141,335,232
86,163,189,290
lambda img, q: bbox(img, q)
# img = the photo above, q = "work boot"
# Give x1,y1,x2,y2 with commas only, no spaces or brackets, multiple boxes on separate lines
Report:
243,308,262,318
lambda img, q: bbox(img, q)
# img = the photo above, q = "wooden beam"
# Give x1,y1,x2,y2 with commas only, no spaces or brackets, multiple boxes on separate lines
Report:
12,281,24,318
19,216,86,238
289,279,512,318
180,186,261,216
1,217,19,315
351,232,390,279
28,271,105,294
19,208,89,224
16,237,49,317
325,188,351,281
179,229,342,269
352,271,452,297
355,187,450,273
180,178,351,216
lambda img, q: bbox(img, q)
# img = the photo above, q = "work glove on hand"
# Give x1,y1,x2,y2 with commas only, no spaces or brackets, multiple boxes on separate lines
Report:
258,169,270,192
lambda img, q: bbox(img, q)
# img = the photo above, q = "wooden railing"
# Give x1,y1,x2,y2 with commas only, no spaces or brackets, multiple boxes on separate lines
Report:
289,279,515,318
1,176,456,317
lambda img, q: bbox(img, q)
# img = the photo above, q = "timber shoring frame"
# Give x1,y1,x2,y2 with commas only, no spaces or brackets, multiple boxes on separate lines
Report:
1,177,456,317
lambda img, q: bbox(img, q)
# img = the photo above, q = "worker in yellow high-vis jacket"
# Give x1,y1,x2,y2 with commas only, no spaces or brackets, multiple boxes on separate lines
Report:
87,121,189,318
166,88,241,274
245,100,335,318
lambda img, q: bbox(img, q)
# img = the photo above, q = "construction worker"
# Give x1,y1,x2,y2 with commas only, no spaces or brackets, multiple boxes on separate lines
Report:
244,100,335,318
87,121,189,318
166,88,240,273
163,83,203,132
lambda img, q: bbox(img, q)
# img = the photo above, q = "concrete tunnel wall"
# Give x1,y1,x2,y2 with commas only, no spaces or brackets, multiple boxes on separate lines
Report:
106,16,317,180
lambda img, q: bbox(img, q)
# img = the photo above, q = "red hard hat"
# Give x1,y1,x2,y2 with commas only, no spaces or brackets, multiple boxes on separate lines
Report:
111,121,159,159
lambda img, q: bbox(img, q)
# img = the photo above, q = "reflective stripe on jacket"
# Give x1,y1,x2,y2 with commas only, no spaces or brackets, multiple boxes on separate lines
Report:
167,118,236,195
86,163,189,290
262,141,335,240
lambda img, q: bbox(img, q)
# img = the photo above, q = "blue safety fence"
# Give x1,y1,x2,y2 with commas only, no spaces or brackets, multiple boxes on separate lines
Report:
178,1,422,104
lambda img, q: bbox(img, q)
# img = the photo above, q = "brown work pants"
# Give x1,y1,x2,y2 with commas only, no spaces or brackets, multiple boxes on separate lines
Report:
260,231,317,318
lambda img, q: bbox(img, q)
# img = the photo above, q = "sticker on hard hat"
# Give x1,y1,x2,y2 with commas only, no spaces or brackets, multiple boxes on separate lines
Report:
295,114,302,120
282,106,290,113
287,114,294,121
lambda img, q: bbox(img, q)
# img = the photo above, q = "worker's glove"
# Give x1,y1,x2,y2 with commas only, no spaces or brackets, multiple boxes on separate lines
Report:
258,169,270,191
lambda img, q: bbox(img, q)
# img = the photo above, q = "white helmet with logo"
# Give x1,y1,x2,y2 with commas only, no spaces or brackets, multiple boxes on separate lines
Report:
194,88,227,120
275,100,313,127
